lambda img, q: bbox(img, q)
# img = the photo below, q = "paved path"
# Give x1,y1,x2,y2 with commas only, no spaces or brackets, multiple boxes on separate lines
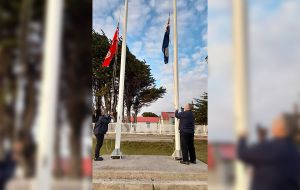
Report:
7,179,91,190
93,155,208,190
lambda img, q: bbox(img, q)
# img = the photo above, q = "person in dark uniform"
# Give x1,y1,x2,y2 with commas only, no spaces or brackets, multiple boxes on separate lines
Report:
0,152,16,190
0,140,20,190
256,124,267,143
93,111,112,161
175,103,196,165
238,114,300,190
92,109,101,123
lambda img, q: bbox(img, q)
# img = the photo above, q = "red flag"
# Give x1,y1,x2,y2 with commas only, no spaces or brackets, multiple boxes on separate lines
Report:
102,27,119,67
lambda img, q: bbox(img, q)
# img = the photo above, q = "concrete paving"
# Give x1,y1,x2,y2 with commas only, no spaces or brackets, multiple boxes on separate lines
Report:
7,179,91,190
93,155,208,190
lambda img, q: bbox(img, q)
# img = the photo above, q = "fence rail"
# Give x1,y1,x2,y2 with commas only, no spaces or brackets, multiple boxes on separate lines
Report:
104,123,208,136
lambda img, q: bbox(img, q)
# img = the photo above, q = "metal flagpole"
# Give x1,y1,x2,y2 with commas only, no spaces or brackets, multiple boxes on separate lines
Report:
111,0,128,159
34,0,63,189
171,0,182,160
233,0,248,189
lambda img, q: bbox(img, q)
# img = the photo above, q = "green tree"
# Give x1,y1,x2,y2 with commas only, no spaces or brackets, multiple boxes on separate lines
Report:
142,112,158,117
92,29,121,119
132,87,165,121
192,92,207,125
124,58,166,122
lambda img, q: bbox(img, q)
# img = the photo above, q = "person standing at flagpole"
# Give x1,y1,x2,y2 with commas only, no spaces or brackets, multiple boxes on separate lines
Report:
238,114,300,190
175,103,196,165
94,111,113,161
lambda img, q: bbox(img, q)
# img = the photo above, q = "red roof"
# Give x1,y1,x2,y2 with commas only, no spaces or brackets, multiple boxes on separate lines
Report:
130,117,160,123
208,144,215,169
208,143,236,169
161,112,175,120
218,144,236,160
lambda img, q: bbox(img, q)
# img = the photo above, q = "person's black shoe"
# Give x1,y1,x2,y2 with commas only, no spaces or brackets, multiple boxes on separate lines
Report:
180,161,189,165
190,160,197,164
94,157,103,161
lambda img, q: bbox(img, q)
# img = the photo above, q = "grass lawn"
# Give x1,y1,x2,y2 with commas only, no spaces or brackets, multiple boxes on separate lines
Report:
92,138,207,164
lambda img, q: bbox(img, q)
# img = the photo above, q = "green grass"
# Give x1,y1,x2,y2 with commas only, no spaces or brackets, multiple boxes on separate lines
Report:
92,138,207,163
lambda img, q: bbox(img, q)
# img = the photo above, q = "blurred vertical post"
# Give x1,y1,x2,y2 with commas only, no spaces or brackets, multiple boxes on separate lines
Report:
233,0,248,189
171,0,182,160
34,0,63,189
111,0,128,159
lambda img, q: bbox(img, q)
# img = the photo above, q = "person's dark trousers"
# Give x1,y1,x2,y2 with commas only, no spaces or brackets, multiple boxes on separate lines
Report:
180,132,196,162
94,133,105,158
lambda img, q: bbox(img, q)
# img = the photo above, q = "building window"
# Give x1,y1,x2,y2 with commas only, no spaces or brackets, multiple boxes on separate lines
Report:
146,122,150,128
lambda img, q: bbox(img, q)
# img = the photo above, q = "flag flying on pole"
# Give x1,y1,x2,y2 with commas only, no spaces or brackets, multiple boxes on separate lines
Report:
102,26,119,67
162,18,170,64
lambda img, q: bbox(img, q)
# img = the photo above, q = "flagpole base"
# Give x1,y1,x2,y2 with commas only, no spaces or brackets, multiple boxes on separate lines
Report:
111,149,123,159
172,150,182,160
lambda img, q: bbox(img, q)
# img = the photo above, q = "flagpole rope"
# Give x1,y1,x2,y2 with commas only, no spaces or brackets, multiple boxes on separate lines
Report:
168,0,170,16
111,1,123,114
168,0,172,46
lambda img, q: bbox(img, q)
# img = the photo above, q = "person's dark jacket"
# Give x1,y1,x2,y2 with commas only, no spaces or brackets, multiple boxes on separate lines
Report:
94,115,111,135
238,137,300,190
175,110,195,134
0,152,16,190
92,113,99,123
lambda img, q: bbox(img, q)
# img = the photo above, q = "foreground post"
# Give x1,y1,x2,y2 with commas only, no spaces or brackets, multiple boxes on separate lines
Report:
171,0,182,160
34,0,63,189
233,0,248,189
111,0,129,159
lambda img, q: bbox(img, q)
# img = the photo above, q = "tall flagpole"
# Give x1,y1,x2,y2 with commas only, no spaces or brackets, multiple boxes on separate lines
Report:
111,0,128,159
34,0,63,189
233,0,248,189
172,0,182,160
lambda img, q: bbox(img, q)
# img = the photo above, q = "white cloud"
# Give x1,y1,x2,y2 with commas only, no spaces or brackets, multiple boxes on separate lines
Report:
208,0,234,142
141,59,207,115
131,41,143,55
153,0,170,14
127,0,152,35
249,1,300,128
93,0,120,15
208,0,300,141
93,16,117,38
195,0,206,12
93,0,208,119
179,56,191,69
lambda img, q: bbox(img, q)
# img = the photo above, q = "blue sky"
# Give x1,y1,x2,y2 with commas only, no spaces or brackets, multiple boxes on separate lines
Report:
208,0,300,141
93,0,208,114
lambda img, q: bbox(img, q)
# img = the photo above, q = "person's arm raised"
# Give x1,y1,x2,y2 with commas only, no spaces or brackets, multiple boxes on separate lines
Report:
237,135,275,165
175,109,185,119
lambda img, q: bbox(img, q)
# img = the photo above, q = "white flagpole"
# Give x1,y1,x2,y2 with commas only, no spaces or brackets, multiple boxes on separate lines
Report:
233,0,248,189
171,0,182,160
34,0,63,189
111,0,128,159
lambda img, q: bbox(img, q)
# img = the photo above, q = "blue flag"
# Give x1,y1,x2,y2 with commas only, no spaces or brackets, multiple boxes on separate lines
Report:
162,18,170,64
